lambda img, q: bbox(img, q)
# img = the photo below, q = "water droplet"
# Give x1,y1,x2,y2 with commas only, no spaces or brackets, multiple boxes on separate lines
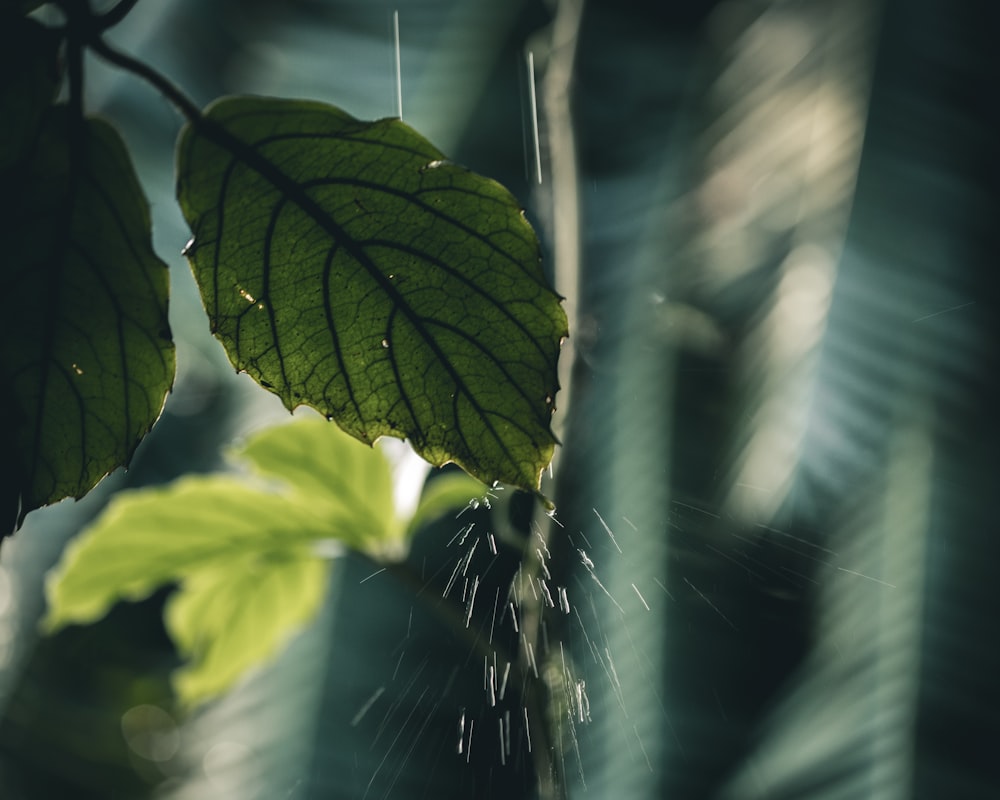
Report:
71,363,84,376
381,338,390,348
181,237,195,256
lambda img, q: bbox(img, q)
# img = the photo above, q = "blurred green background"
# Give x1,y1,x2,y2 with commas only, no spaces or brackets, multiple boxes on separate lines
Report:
1,0,997,797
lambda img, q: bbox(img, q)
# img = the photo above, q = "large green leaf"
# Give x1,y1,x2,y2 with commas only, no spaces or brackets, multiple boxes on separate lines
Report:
176,97,566,493
0,107,174,529
44,417,481,707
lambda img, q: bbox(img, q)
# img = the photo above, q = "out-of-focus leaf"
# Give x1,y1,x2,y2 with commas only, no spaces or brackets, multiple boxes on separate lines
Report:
44,418,480,706
0,107,174,529
236,413,397,549
405,471,484,538
0,15,61,172
43,476,330,628
176,96,566,495
165,549,329,707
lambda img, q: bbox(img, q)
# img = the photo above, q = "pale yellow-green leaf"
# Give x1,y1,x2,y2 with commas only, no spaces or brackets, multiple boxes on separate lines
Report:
235,417,396,549
43,476,328,632
165,549,328,708
44,418,481,709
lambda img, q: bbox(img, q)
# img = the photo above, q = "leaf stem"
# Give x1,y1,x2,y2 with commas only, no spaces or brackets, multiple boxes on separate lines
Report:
86,34,203,125
516,1,585,797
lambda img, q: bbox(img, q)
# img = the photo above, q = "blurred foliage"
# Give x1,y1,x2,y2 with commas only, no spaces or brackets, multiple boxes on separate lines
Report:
1,0,997,798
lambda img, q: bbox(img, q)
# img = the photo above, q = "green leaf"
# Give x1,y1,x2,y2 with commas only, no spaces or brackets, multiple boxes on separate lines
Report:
166,549,329,707
44,418,480,707
43,476,330,628
237,413,397,550
0,107,174,530
176,96,566,494
0,16,61,172
406,471,485,538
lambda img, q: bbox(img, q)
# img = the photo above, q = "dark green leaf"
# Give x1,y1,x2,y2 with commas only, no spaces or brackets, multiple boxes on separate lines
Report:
0,107,174,526
0,15,61,172
176,97,566,494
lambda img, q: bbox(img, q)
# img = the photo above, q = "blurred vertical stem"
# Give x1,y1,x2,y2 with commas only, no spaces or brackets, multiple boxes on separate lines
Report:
543,0,584,422
518,0,584,797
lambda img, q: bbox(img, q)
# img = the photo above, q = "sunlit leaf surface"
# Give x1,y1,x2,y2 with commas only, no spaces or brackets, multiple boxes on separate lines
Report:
0,107,174,527
176,97,566,493
44,418,480,706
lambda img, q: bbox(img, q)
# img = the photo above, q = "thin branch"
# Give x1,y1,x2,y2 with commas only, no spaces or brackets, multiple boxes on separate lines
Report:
87,34,203,124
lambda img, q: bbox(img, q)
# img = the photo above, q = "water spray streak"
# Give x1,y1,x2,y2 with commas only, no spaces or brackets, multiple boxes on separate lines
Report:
351,686,386,727
593,508,623,553
683,577,737,629
392,10,402,119
527,51,542,184
631,582,651,611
